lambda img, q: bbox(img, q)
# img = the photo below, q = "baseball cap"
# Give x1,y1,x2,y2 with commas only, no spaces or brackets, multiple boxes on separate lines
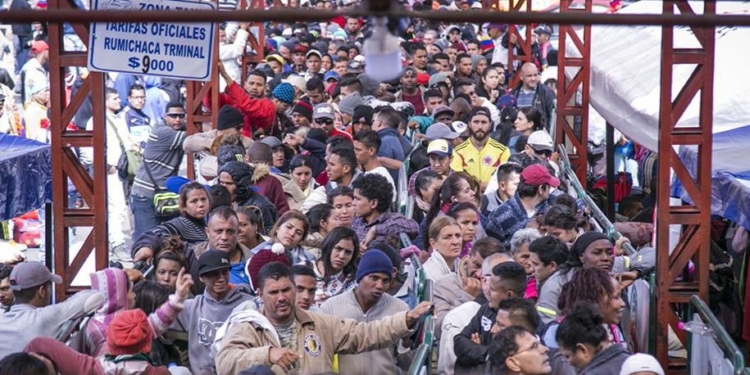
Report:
432,105,454,120
306,49,322,60
283,75,306,93
313,103,335,120
198,250,232,276
619,353,664,375
527,130,554,152
452,121,468,135
31,41,49,54
292,44,308,54
521,164,560,187
260,136,283,149
324,71,341,82
346,60,364,74
427,139,453,158
425,122,459,141
9,262,62,291
265,54,285,66
534,25,553,36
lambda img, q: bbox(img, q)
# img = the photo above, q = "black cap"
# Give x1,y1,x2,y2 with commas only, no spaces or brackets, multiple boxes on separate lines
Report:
198,250,232,276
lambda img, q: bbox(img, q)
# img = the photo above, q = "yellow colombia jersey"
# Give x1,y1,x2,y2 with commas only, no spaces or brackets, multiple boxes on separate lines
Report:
450,138,510,183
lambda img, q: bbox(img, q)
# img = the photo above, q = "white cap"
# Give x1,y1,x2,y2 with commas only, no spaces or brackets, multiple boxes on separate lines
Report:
619,354,665,375
527,130,554,152
452,121,468,135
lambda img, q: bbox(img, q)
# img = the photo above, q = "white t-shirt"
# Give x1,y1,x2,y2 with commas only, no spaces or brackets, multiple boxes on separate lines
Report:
365,166,397,203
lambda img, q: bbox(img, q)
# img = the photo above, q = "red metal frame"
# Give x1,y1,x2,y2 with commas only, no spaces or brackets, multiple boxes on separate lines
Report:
48,0,109,300
506,0,533,89
555,0,591,185
655,1,714,372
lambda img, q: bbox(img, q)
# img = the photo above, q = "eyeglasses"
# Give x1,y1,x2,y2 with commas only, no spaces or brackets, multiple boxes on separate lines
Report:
514,337,543,356
315,118,333,125
166,113,186,119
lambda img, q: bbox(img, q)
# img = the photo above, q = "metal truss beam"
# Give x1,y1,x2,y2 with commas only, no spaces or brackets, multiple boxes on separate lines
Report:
48,0,108,301
654,1,714,373
555,0,591,185
506,0,533,89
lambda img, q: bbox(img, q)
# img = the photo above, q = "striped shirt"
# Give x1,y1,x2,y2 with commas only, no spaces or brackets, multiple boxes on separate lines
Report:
131,122,186,198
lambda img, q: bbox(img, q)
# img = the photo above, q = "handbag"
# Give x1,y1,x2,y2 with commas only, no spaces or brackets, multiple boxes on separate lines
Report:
141,156,180,218
107,118,142,180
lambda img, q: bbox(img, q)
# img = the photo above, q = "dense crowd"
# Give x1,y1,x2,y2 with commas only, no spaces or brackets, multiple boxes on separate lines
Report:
0,0,688,374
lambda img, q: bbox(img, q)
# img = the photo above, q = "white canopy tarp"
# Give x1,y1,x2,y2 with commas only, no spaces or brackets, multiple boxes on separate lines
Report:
563,0,750,229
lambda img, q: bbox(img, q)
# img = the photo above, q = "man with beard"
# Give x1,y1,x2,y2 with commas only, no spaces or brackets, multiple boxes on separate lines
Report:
215,262,433,375
320,250,412,375
451,107,510,190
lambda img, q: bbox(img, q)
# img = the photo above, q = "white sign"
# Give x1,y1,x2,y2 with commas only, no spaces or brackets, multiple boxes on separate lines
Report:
87,0,215,80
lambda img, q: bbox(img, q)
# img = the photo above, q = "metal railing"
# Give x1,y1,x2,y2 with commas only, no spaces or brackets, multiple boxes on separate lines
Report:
689,295,749,375
557,145,636,256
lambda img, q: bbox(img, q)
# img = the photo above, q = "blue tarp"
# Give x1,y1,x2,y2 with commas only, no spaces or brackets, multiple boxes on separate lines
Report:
0,134,52,221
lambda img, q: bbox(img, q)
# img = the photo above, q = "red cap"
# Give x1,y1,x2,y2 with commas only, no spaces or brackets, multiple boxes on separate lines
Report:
293,44,308,54
521,164,560,187
31,41,49,54
416,73,430,87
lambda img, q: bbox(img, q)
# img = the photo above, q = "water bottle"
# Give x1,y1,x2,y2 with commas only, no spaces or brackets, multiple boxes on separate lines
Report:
677,321,712,336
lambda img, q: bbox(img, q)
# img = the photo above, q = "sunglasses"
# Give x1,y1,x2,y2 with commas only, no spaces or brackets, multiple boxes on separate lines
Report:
315,118,333,125
166,113,186,119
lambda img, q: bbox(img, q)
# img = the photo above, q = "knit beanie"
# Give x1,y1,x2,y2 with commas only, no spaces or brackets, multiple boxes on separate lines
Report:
292,100,313,122
107,309,152,356
338,92,364,116
217,105,244,130
355,249,393,283
272,82,295,105
351,105,373,124
246,248,291,290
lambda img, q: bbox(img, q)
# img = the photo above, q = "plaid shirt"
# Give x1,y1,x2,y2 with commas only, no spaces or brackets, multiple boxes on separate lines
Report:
351,211,419,245
486,196,548,249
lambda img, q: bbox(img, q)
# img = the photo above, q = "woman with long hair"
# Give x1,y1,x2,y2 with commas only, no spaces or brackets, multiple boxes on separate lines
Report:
236,206,269,251
416,172,477,251
302,203,341,258
289,154,318,199
476,66,501,103
313,227,360,305
249,210,315,265
446,202,482,258
508,106,546,153
555,304,630,374
131,182,210,264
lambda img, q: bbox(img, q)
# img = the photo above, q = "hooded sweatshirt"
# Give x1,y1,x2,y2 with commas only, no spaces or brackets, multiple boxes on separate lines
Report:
579,343,631,375
219,161,278,234
173,284,254,375
143,76,169,124
86,268,184,358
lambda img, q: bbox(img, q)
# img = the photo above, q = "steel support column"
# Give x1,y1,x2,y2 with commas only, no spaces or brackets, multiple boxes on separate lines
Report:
49,0,109,300
185,0,220,179
506,0,533,89
240,0,268,87
655,1,715,372
555,0,591,185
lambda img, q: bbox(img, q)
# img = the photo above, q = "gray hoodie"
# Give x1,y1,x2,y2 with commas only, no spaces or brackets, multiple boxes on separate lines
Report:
580,343,630,375
174,284,254,375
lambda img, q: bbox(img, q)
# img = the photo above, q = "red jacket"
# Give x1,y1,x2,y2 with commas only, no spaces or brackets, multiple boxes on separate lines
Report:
329,127,353,140
24,337,169,375
220,82,276,138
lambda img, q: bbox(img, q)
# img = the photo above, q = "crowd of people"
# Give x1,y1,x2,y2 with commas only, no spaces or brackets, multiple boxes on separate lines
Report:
0,0,692,374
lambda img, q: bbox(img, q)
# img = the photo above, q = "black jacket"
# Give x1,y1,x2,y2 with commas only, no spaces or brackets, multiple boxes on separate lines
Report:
454,302,496,374
509,83,556,131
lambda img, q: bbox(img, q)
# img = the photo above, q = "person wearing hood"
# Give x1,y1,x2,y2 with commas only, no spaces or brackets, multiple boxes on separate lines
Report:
142,76,169,125
82,267,192,358
171,249,254,375
218,161,277,235
24,309,185,375
184,105,253,181
251,140,306,212
555,305,631,375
